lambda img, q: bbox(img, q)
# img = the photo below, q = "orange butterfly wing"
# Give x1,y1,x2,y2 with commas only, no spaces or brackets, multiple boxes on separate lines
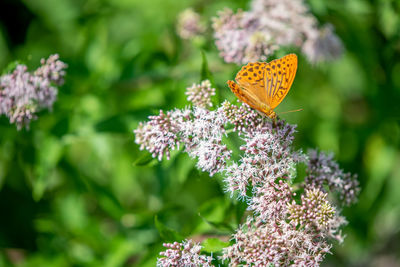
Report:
264,54,297,109
235,62,268,104
227,54,297,117
227,80,264,112
227,62,271,114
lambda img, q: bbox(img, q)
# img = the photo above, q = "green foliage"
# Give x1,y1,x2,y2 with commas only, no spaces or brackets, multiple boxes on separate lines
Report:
201,238,231,253
0,0,399,266
200,51,215,85
154,215,183,242
201,50,220,107
1,60,22,75
133,152,156,167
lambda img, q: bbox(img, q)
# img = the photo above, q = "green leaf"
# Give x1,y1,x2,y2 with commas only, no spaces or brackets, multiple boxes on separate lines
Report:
104,239,140,267
154,215,183,241
200,50,215,86
134,152,156,166
199,216,234,232
51,116,70,137
235,200,247,225
95,114,128,133
378,0,399,38
201,238,231,253
198,197,229,221
200,50,220,107
200,51,212,83
1,60,22,75
33,134,64,201
198,198,234,232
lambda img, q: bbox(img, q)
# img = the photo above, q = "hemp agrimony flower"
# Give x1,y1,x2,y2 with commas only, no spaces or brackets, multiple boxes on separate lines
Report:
287,187,335,229
134,99,231,176
222,217,332,266
221,100,263,134
134,109,185,161
176,8,206,40
305,149,360,206
157,240,214,267
0,54,67,129
223,117,297,199
186,80,215,108
212,0,343,64
134,79,359,266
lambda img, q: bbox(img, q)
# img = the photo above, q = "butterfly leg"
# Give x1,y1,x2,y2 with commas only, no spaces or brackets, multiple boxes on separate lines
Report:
272,117,278,128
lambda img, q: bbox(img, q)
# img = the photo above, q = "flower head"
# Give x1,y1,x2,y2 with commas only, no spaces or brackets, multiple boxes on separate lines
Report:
135,104,232,176
249,178,294,221
34,54,67,86
305,149,360,206
177,8,206,40
221,101,263,134
157,240,214,267
0,54,67,129
302,24,343,63
222,217,331,266
135,80,359,266
134,109,188,160
185,80,215,109
288,187,335,229
177,107,231,176
224,118,297,198
212,0,343,64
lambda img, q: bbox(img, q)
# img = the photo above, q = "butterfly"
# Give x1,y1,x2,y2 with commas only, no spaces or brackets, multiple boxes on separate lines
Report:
227,54,298,119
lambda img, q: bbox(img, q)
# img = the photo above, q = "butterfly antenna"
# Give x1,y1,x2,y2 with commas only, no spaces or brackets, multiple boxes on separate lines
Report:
279,108,303,115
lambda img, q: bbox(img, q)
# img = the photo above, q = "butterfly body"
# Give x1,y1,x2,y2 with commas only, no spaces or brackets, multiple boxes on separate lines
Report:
227,80,277,119
227,54,298,119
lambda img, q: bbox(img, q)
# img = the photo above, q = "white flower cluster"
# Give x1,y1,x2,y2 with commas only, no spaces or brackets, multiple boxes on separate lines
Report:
0,54,67,129
157,240,213,267
176,8,206,40
185,80,215,109
135,80,359,266
212,0,343,64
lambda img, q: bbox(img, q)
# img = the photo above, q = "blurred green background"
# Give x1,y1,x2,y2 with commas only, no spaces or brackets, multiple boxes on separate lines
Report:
0,0,399,266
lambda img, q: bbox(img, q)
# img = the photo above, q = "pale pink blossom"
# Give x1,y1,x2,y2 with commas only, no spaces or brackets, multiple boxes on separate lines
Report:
0,54,67,129
305,149,360,206
177,8,206,40
134,82,359,266
212,0,343,64
157,240,214,267
222,217,332,266
186,80,215,108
